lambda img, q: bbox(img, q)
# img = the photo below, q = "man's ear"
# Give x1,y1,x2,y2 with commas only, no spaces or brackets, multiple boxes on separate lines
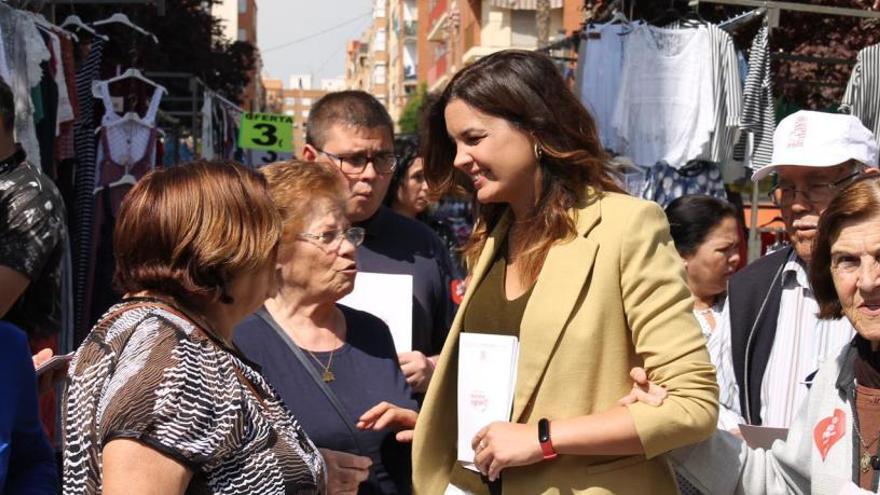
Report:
302,144,318,162
862,167,880,177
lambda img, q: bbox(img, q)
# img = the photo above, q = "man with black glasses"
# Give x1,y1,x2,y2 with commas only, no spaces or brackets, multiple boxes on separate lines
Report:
302,91,454,394
713,111,878,432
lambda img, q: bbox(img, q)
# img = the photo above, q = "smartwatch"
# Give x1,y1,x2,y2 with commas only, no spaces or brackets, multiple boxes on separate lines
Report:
538,418,557,460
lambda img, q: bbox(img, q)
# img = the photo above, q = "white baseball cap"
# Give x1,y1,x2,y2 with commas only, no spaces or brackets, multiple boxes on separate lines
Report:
752,110,879,182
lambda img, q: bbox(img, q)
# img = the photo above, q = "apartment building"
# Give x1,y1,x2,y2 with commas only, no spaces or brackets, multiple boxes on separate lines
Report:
214,0,264,110
262,76,329,155
387,0,420,124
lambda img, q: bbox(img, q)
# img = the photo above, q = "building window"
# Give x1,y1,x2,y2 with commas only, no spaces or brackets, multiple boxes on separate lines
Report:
373,64,387,84
300,98,312,106
284,97,295,105
238,0,247,13
302,110,310,118
284,110,294,116
374,29,386,52
374,0,386,18
237,28,247,41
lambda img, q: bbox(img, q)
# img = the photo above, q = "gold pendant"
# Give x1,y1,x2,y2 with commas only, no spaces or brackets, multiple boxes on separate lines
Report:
322,370,335,383
861,452,872,473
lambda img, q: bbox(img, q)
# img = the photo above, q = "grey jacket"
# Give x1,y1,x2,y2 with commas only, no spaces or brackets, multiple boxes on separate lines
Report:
669,340,877,494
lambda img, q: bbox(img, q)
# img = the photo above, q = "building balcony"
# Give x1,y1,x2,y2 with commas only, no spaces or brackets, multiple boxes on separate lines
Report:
403,20,417,39
427,10,449,41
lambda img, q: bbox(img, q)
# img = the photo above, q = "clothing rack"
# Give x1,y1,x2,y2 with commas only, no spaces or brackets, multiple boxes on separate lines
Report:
690,0,880,20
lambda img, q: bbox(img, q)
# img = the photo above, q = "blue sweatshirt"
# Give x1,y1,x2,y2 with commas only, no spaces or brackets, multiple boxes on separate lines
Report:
0,322,57,493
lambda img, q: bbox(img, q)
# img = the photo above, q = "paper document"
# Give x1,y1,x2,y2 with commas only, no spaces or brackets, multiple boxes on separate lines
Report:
457,333,520,470
339,272,413,352
739,424,788,450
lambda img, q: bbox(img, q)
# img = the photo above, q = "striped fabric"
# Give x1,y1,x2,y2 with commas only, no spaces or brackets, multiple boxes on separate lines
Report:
712,252,854,429
758,255,854,428
841,43,880,149
71,39,105,342
62,301,326,494
734,25,775,171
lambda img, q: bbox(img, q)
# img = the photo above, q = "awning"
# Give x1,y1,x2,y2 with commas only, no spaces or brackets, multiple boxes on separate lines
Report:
489,0,563,10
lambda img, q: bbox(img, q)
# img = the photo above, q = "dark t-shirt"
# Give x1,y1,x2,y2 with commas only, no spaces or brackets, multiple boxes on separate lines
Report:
234,305,419,495
0,150,66,339
356,206,455,357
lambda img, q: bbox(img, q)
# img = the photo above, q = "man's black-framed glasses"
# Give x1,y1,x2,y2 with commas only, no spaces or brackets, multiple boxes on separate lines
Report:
768,171,862,207
317,148,398,175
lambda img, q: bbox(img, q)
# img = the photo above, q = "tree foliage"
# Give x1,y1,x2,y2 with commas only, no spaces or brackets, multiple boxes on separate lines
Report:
398,83,428,135
54,0,256,105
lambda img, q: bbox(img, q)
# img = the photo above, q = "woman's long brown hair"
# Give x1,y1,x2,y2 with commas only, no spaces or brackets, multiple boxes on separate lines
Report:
422,50,623,284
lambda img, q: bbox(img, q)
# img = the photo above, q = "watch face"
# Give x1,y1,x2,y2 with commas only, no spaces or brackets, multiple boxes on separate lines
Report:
538,419,551,443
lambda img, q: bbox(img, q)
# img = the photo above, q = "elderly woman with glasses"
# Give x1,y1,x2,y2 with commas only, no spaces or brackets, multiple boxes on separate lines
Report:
234,160,419,495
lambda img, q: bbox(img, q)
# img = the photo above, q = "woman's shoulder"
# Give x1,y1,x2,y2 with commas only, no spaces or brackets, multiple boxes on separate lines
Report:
573,191,666,234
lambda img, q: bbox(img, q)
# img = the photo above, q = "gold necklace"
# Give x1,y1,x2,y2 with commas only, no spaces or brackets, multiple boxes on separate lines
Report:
855,425,880,472
305,347,336,383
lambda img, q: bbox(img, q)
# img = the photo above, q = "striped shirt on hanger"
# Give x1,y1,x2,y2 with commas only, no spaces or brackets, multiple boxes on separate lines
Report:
841,43,880,148
734,24,775,171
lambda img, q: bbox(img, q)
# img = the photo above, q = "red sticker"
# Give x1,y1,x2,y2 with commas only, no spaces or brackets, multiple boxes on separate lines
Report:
813,408,846,461
451,279,465,305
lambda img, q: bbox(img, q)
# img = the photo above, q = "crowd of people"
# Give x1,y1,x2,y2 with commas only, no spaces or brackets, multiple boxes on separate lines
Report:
1,47,879,495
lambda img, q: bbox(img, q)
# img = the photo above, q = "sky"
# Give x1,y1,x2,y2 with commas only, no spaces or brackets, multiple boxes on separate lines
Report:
258,0,374,88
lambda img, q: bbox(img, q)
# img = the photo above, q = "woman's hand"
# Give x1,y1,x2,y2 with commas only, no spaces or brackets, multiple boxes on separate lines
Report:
398,351,434,392
32,348,68,394
356,401,419,443
320,449,372,495
472,422,544,482
617,367,668,407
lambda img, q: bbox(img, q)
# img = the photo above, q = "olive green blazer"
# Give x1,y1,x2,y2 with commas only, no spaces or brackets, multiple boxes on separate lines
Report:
411,192,719,495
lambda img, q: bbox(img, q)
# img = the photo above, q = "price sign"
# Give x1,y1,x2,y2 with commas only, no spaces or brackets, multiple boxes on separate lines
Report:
241,150,293,168
239,113,294,152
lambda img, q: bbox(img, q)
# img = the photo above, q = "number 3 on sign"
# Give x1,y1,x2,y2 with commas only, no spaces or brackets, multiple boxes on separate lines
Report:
239,113,294,153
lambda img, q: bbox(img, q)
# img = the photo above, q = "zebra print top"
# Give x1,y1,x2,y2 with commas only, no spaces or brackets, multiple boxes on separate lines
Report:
62,299,326,494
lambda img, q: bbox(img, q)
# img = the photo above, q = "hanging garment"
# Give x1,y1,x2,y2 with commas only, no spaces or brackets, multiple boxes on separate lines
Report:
663,21,744,164
71,37,106,340
577,22,636,152
734,24,775,171
841,43,880,148
83,128,158,328
613,25,715,168
56,32,79,162
200,91,215,159
640,160,727,208
93,81,163,176
0,5,50,168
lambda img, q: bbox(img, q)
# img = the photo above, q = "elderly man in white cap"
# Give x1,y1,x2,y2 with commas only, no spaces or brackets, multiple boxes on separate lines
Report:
708,111,879,433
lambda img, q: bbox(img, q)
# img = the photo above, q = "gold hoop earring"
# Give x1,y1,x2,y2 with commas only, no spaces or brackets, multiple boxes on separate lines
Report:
533,142,543,161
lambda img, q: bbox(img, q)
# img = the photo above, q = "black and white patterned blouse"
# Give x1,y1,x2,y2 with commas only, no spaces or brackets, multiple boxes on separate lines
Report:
0,149,66,339
62,299,326,494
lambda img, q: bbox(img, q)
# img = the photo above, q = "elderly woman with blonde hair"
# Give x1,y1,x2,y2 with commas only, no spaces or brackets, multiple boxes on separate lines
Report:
235,160,418,495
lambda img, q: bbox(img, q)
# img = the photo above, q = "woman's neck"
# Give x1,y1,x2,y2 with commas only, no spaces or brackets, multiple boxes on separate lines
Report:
265,289,345,351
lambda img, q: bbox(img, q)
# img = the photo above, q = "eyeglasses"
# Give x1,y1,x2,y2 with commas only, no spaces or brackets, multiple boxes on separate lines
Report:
768,171,861,207
317,148,398,175
297,227,366,251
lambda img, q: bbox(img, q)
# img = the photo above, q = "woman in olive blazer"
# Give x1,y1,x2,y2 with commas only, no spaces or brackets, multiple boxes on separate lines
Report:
412,50,719,495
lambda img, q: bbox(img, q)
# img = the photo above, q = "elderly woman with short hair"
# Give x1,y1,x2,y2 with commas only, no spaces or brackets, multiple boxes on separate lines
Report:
62,161,326,495
234,160,418,495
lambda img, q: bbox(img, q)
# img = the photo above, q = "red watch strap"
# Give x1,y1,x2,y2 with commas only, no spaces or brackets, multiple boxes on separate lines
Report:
540,439,558,460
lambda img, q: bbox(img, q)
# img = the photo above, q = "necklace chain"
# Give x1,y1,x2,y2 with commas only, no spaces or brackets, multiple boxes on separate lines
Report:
305,346,336,382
